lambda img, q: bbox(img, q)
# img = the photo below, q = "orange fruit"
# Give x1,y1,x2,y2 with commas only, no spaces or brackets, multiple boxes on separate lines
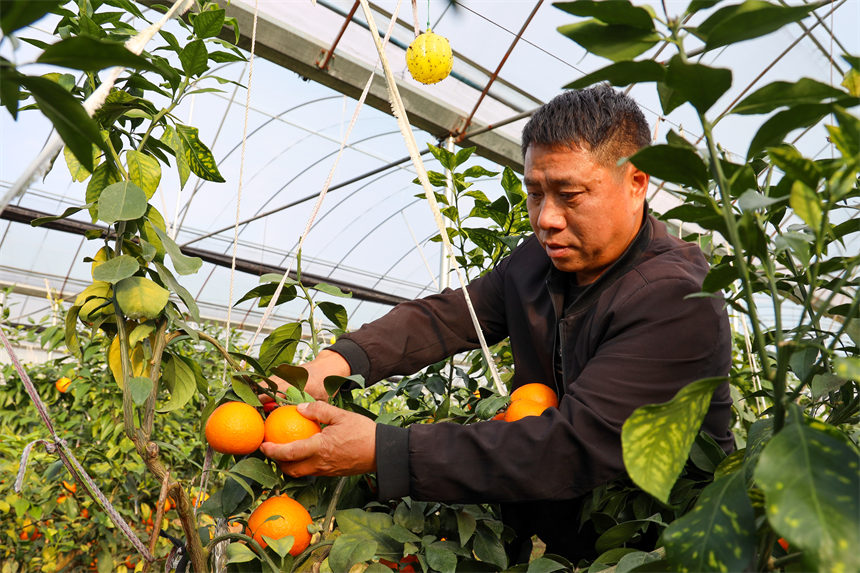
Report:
55,376,72,393
264,405,320,445
80,508,89,519
246,494,313,554
62,480,77,494
510,383,558,409
406,30,453,84
504,398,548,422
57,495,68,504
492,412,506,421
777,537,789,552
205,402,265,455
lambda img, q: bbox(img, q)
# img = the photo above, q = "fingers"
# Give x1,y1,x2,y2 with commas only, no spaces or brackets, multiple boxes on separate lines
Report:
260,433,322,463
295,400,343,425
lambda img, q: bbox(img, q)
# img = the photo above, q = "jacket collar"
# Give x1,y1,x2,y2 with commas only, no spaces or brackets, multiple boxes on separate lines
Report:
546,203,654,319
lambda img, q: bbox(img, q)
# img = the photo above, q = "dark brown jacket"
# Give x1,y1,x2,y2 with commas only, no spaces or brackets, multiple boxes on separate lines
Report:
330,213,733,551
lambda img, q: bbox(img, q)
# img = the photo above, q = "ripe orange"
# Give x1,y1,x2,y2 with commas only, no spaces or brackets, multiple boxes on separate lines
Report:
264,405,320,445
80,508,89,519
510,383,558,409
62,480,77,494
504,398,548,422
55,376,72,393
246,494,313,554
492,412,506,421
205,402,265,455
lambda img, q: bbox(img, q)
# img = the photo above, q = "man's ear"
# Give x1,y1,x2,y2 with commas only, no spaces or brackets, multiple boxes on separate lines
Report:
628,165,649,199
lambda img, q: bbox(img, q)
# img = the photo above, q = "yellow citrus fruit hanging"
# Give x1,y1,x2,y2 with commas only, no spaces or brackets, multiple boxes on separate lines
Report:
406,30,453,85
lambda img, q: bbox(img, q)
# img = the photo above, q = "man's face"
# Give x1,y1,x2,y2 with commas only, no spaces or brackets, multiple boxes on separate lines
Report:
524,143,649,284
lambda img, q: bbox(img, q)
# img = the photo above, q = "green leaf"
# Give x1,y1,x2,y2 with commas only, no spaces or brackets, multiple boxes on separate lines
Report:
622,378,726,503
230,458,279,489
746,103,836,160
129,323,155,347
161,125,190,189
125,150,161,200
1,0,64,35
554,1,655,29
129,376,153,406
231,377,262,408
235,283,298,307
827,106,860,158
453,146,475,168
595,519,656,554
324,374,365,396
690,0,825,52
789,181,822,231
175,124,225,182
86,161,120,222
192,8,225,38
732,77,849,115
754,417,860,572
425,542,458,573
115,276,169,320
158,354,197,412
63,145,95,182
565,60,666,90
272,364,308,393
37,36,161,73
335,508,401,555
663,471,755,572
18,75,106,172
150,225,202,275
30,204,91,227
318,301,348,330
312,283,353,298
225,542,257,564
92,254,140,284
737,189,783,212
767,145,822,189
629,144,710,191
64,306,82,359
557,20,660,62
179,39,208,77
660,55,732,114
97,181,148,223
259,323,302,372
456,510,477,545
811,373,848,398
834,356,860,382
329,534,378,572
526,557,570,572
472,523,507,570
264,535,294,559
153,263,200,323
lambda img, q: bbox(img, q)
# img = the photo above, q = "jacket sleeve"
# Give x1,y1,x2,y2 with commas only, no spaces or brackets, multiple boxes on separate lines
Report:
395,275,732,504
329,253,513,384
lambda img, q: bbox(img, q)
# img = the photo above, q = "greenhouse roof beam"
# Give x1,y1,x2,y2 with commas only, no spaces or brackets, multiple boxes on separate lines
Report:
0,206,409,307
138,0,524,171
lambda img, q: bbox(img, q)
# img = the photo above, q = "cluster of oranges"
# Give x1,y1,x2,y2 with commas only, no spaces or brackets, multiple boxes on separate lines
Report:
499,383,559,422
204,400,319,555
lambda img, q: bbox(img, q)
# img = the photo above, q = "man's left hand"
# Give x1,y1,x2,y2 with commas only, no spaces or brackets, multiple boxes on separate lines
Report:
260,401,377,477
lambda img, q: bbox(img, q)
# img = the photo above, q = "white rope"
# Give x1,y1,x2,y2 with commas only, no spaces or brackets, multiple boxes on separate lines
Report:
224,0,260,386
357,0,506,396
245,1,404,351
0,0,195,210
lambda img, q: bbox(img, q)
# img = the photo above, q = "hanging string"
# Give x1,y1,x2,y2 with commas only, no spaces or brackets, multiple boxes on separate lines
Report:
426,0,431,30
357,0,506,396
223,0,260,386
245,1,405,352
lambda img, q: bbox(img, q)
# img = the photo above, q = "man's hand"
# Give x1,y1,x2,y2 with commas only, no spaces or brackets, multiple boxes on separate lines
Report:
260,401,376,477
263,349,351,403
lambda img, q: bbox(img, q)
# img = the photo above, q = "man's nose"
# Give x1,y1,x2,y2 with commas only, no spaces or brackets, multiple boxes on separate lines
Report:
537,198,566,230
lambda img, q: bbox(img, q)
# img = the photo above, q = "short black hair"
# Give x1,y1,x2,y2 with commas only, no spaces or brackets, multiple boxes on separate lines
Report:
521,85,651,167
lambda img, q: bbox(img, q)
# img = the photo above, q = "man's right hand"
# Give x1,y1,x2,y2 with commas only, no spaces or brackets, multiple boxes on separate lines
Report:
263,349,351,403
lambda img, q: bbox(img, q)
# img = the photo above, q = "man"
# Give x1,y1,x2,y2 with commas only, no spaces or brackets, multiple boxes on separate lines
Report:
260,85,734,561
